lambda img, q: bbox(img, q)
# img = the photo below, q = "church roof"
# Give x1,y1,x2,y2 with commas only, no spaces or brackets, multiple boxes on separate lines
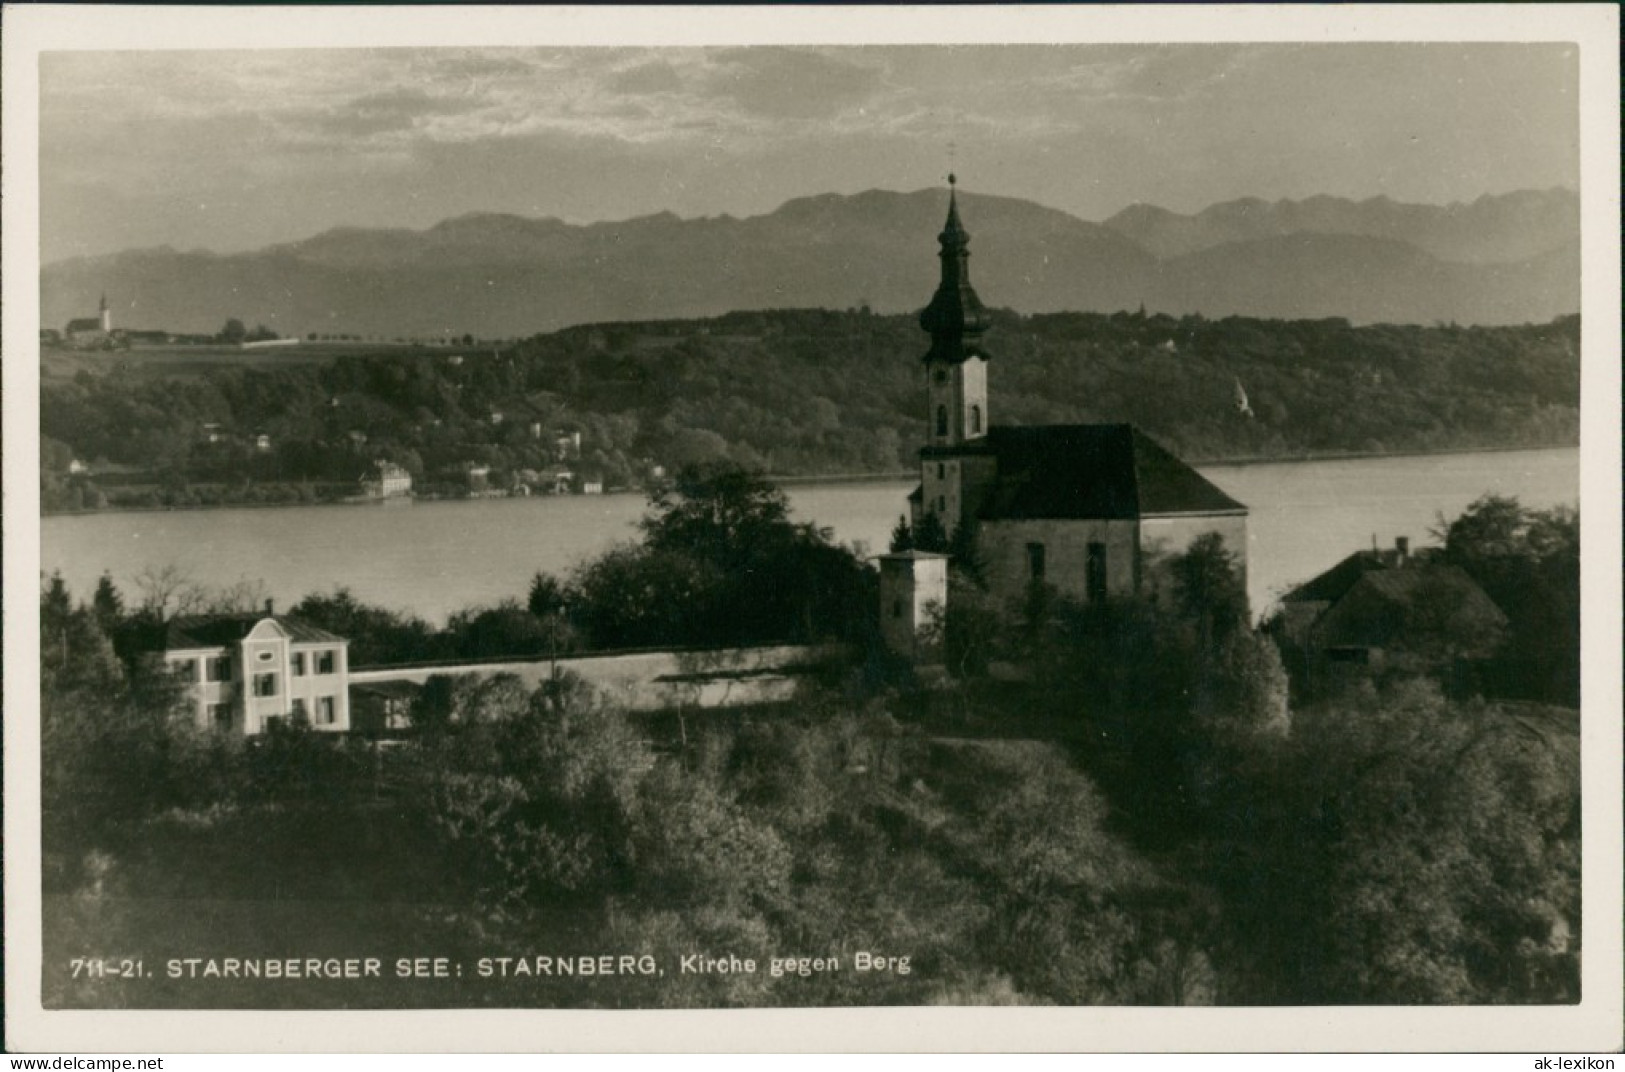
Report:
972,424,1247,521
65,318,104,333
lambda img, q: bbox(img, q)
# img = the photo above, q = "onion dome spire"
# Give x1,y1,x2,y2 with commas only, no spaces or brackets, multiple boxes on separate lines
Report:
919,173,990,363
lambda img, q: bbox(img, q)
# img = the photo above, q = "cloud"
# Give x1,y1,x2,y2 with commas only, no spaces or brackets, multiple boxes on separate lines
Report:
704,48,884,120
311,87,486,139
608,60,683,95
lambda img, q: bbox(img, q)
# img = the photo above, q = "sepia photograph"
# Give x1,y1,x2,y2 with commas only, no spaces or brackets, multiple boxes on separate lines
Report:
4,3,1620,1054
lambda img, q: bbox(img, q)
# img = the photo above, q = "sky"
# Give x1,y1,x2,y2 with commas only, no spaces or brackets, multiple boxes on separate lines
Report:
39,42,1579,263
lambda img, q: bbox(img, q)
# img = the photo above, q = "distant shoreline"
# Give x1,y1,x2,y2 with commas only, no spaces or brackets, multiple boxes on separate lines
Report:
41,440,1580,519
766,441,1580,484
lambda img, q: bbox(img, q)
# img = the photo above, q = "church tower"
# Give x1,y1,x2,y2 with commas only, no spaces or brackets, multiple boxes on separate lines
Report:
914,176,996,536
98,292,112,333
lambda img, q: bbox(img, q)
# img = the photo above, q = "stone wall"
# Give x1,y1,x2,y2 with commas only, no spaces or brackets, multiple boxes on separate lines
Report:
347,644,837,713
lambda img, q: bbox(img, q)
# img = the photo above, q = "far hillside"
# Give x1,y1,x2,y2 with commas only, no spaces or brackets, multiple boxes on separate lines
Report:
40,308,1580,513
41,188,1580,338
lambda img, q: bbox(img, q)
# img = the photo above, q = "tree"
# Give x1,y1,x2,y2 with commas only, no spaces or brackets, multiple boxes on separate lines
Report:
527,572,569,620
1228,680,1581,1002
220,318,247,345
290,587,440,666
1170,533,1249,649
888,515,914,553
947,517,985,586
417,677,649,912
132,564,206,623
1437,496,1579,704
641,462,791,565
933,574,1006,679
912,511,949,553
91,573,125,632
527,571,578,670
1193,630,1290,744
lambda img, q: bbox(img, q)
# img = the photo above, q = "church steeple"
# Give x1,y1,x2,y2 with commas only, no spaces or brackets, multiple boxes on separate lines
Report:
98,291,111,332
917,176,991,463
919,174,990,363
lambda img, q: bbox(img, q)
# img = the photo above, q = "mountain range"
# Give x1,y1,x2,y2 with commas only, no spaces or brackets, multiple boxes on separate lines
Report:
41,187,1579,338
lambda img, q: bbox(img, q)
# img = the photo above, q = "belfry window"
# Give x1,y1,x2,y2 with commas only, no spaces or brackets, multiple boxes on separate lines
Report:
970,405,982,434
935,405,948,437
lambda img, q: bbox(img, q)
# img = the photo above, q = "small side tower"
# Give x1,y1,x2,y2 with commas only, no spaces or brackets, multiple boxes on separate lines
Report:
877,550,949,662
98,292,112,333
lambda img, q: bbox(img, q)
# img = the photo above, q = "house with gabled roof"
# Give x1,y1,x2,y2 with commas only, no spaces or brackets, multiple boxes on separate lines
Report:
882,178,1248,654
156,603,351,735
1277,540,1507,674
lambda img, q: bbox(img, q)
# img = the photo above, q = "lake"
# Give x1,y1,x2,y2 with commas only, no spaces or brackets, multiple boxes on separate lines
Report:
41,447,1578,624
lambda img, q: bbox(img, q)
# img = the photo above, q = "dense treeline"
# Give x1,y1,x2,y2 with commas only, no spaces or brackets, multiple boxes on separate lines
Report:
41,308,1578,511
41,493,1579,1008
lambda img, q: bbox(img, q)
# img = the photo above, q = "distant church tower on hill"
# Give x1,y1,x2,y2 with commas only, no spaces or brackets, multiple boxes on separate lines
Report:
64,291,113,347
883,178,1250,659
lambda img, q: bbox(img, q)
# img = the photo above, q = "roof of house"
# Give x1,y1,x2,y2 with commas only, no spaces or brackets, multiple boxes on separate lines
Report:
1281,549,1395,604
65,318,104,333
971,424,1246,522
164,614,345,650
1355,565,1484,605
1312,564,1507,650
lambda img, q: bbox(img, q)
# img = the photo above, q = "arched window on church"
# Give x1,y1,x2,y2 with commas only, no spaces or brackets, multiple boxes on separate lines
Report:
935,405,948,438
970,405,982,434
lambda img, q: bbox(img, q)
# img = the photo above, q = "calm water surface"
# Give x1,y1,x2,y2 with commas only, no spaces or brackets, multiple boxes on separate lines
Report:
42,448,1578,624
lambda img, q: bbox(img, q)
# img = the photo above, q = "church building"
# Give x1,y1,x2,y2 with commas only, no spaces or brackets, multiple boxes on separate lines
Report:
881,179,1248,656
64,292,113,348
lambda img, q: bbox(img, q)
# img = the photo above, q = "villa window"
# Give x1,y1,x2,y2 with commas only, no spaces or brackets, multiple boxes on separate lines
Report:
206,656,232,682
291,698,309,724
292,652,306,676
316,650,336,674
317,697,337,725
253,672,278,698
172,658,198,680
